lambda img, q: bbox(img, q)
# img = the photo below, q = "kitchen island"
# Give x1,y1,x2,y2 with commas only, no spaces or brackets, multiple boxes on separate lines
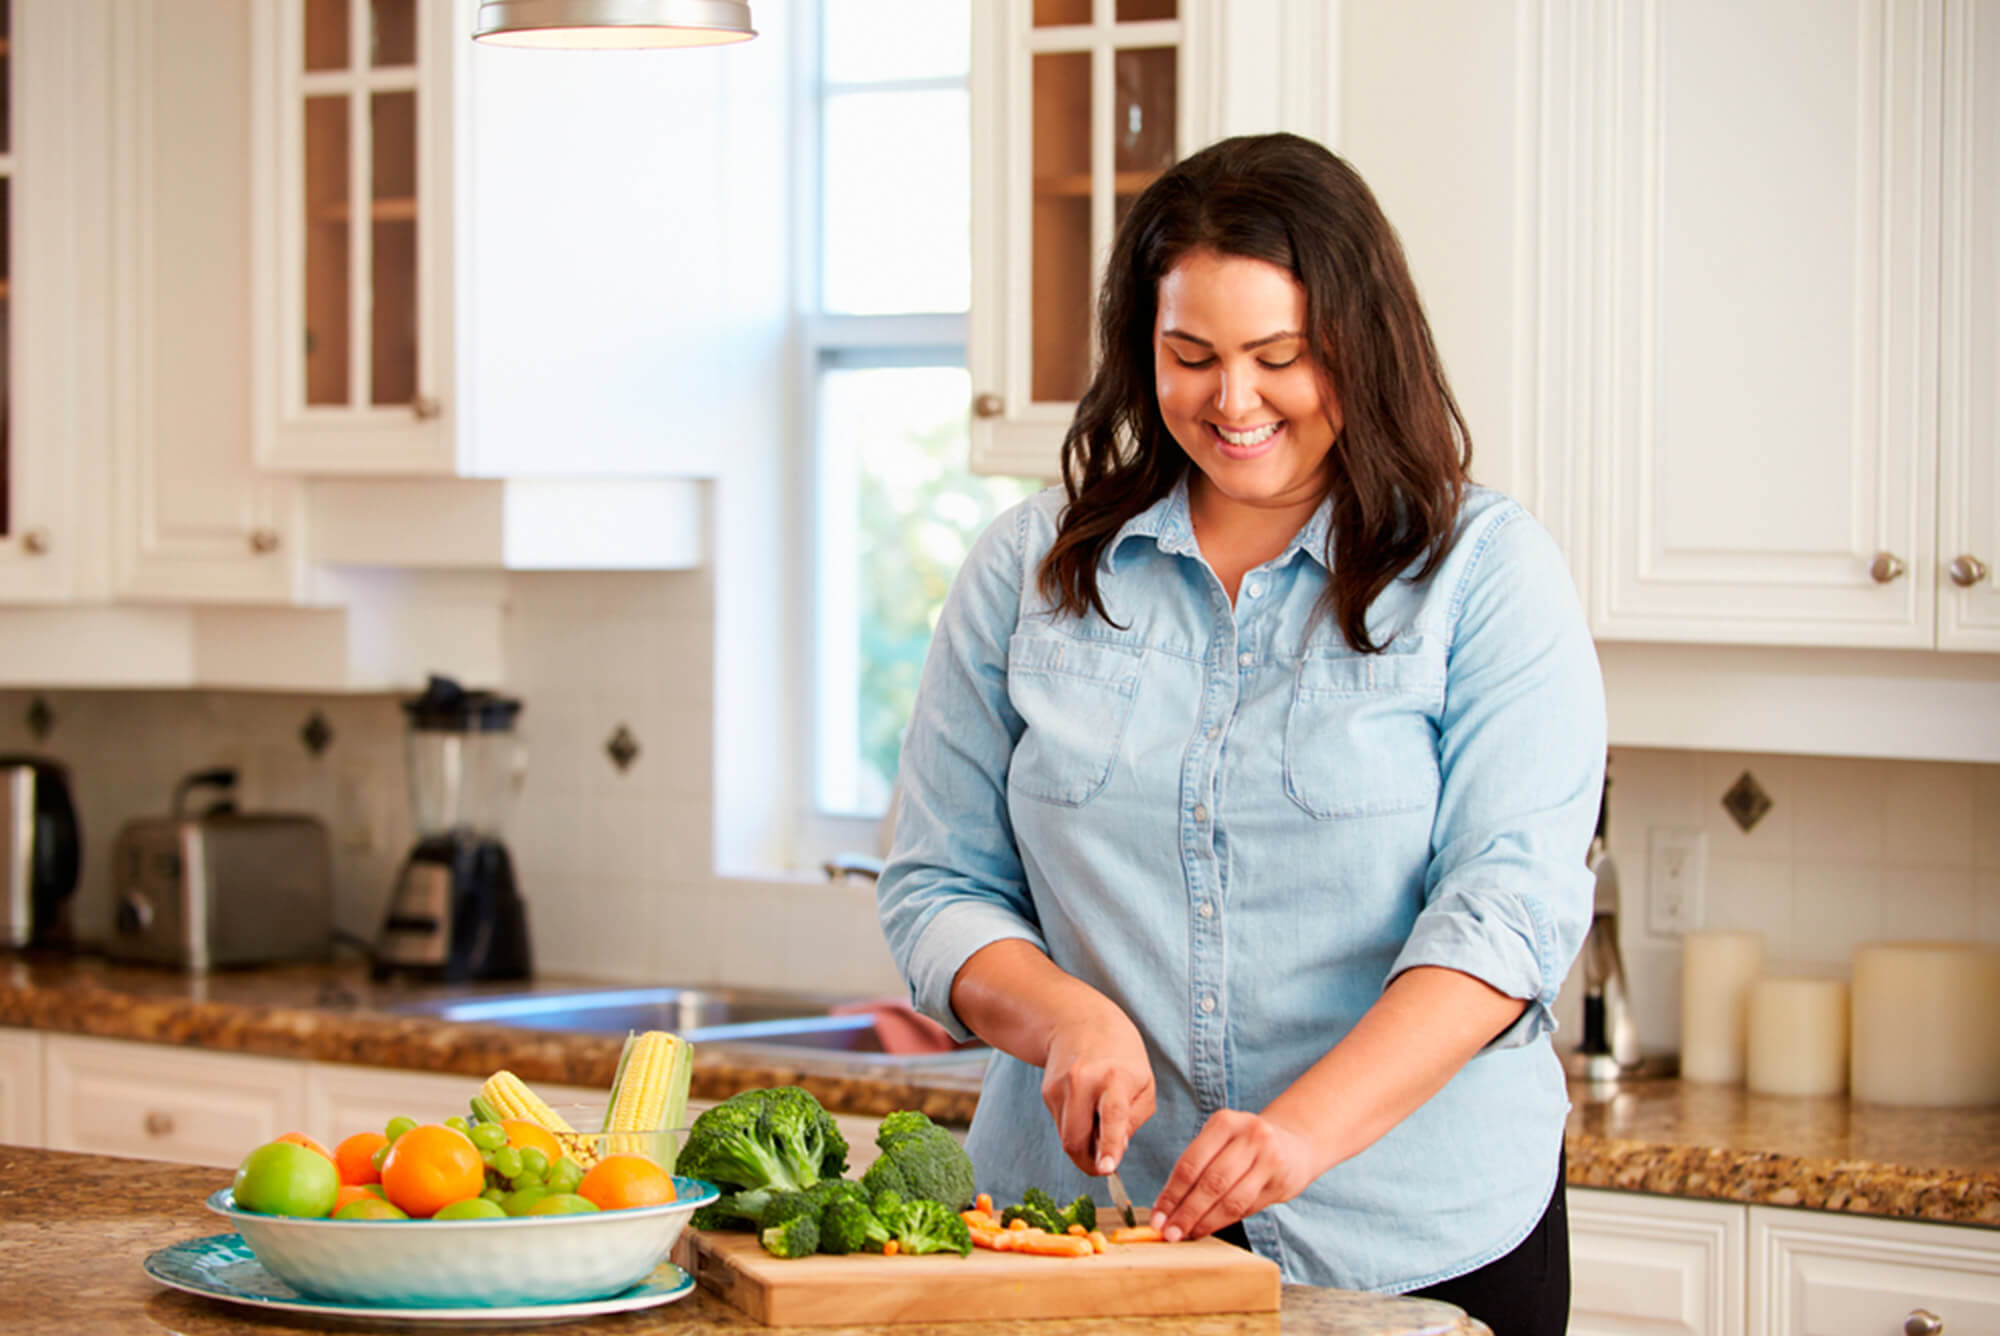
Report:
0,1146,1488,1335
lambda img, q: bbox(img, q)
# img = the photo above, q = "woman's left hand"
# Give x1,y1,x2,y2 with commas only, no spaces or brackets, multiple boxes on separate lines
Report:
1148,1108,1326,1241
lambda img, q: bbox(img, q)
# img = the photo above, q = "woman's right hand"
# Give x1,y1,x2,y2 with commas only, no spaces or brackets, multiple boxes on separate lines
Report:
1040,1002,1156,1177
949,939,1157,1177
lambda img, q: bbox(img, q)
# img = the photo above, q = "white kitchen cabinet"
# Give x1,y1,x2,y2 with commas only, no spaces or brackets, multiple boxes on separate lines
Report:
966,0,1342,479
0,0,112,603
0,1027,45,1147
1570,1187,1748,1336
1539,0,1994,652
249,0,775,481
1749,1205,2000,1336
107,0,300,604
43,1034,305,1168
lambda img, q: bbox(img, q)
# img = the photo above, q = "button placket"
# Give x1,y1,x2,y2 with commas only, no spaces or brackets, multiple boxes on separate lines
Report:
1187,597,1236,1110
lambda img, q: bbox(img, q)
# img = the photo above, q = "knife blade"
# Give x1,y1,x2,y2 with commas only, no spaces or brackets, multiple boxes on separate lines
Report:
1104,1167,1138,1230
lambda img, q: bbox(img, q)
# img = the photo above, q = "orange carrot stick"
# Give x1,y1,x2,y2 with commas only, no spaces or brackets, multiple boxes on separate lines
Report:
1108,1225,1167,1243
882,1240,900,1257
975,1192,993,1214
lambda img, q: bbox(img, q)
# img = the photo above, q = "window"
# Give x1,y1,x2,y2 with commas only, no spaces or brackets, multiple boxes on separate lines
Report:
804,0,1035,829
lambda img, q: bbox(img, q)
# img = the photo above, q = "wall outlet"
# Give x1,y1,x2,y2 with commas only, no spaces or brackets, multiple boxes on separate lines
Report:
1646,826,1707,934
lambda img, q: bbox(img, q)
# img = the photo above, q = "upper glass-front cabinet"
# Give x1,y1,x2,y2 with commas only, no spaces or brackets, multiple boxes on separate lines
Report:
969,0,1198,478
253,0,455,473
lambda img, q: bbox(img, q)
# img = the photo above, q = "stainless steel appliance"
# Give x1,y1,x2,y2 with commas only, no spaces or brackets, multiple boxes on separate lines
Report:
106,768,333,971
1564,772,1678,1083
1,755,81,951
372,676,532,982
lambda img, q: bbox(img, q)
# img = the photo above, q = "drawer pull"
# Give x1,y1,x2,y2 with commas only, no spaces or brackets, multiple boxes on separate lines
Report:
1870,551,1907,584
144,1111,175,1137
1905,1309,1943,1336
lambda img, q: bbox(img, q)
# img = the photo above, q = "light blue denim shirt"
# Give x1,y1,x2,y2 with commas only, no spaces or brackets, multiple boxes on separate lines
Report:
876,476,1605,1293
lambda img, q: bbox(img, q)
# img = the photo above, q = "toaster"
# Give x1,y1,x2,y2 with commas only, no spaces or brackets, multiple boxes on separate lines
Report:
106,768,333,972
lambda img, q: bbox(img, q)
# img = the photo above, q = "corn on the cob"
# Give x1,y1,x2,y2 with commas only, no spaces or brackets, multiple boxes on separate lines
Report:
602,1030,693,1163
478,1070,575,1133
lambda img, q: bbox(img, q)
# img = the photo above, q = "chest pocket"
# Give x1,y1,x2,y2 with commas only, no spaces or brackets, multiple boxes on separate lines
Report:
1283,647,1443,819
1006,632,1144,808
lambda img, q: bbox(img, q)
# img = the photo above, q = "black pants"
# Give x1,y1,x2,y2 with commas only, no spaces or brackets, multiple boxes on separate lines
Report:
1216,1148,1570,1336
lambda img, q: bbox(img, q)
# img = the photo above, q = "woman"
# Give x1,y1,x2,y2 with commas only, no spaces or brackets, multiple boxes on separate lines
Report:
876,133,1602,1333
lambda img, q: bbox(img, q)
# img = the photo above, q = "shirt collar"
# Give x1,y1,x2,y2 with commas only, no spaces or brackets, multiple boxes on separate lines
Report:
1102,472,1335,573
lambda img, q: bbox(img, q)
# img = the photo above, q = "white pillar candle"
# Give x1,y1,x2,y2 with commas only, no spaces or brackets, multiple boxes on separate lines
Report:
1851,941,2000,1107
1746,975,1849,1096
1681,929,1765,1084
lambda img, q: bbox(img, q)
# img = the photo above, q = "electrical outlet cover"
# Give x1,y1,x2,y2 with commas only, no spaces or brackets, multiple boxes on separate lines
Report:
1646,826,1707,935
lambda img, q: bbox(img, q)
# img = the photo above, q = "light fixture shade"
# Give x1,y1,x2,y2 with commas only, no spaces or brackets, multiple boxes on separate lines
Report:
473,0,756,49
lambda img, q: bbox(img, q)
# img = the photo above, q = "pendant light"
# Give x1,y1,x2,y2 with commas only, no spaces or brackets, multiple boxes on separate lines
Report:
473,0,756,49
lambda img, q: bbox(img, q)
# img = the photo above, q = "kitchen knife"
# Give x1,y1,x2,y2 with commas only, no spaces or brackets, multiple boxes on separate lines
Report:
1104,1167,1138,1230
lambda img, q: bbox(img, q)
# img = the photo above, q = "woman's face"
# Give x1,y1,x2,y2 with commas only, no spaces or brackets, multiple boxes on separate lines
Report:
1153,248,1342,525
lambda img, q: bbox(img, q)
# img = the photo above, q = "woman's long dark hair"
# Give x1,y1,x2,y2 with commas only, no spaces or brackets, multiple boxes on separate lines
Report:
1036,133,1471,653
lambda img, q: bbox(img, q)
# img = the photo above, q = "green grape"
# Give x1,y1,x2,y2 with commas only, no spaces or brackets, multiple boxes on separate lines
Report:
499,1185,549,1216
492,1146,523,1180
481,1186,507,1204
444,1115,470,1135
469,1123,507,1152
371,1143,392,1173
518,1147,549,1179
479,1149,497,1169
384,1115,417,1143
545,1158,583,1194
509,1167,542,1192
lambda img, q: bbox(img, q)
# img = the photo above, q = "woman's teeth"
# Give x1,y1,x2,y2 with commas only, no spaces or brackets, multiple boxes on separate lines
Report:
1214,422,1281,447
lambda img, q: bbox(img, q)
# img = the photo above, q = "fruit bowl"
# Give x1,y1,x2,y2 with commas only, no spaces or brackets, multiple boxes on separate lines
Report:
205,1177,719,1308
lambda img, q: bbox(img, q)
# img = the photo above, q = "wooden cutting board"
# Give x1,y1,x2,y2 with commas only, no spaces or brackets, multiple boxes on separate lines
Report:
676,1227,1282,1326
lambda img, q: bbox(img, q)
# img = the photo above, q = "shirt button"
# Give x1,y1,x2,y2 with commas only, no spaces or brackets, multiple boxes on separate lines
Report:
1198,901,1214,919
1206,724,1219,739
1193,803,1208,823
1244,580,1264,598
1237,651,1253,667
1200,994,1217,1014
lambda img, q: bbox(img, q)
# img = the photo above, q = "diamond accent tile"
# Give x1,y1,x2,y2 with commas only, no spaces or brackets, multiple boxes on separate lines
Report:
1722,770,1774,833
605,724,640,774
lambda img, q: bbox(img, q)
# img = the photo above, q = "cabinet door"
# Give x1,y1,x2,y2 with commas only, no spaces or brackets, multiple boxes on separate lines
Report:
1568,1188,1746,1336
1938,0,2000,649
0,1027,44,1147
1549,0,1942,647
301,1063,603,1146
44,1035,305,1168
0,0,110,603
108,0,299,603
251,0,454,473
968,0,1203,478
1750,1205,2000,1336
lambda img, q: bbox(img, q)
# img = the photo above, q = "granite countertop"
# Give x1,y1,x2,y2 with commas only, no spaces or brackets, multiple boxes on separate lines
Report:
4,956,1998,1230
0,1147,1487,1336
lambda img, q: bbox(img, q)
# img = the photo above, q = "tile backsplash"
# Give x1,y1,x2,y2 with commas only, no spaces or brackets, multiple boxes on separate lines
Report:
10,590,1997,1043
1553,747,2000,1056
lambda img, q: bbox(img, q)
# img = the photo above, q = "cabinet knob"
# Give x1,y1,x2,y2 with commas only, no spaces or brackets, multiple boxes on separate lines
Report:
972,392,1004,419
144,1111,175,1137
1870,551,1907,584
1948,554,1989,588
412,394,442,421
1904,1309,1943,1336
20,528,50,556
249,528,281,555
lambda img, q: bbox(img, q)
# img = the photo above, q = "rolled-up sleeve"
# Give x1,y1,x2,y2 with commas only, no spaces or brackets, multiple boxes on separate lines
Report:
876,502,1047,1041
1387,505,1606,1051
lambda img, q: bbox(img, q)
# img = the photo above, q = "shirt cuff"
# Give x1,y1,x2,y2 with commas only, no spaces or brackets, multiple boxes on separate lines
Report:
903,901,1048,1043
1386,885,1556,1053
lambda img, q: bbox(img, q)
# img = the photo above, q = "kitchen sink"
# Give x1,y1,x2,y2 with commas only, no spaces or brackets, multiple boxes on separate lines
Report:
388,986,989,1065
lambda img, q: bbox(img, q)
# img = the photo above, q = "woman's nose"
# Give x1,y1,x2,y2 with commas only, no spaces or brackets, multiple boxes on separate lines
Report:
1214,366,1260,418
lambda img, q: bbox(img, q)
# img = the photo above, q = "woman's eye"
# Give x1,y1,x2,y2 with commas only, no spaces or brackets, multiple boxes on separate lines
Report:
1171,353,1216,369
1258,356,1299,370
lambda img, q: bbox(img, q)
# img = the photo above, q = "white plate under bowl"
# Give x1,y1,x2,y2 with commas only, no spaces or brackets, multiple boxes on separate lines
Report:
204,1176,717,1308
145,1233,695,1326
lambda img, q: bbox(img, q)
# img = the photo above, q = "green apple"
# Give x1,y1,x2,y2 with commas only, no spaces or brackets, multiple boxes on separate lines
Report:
234,1141,340,1218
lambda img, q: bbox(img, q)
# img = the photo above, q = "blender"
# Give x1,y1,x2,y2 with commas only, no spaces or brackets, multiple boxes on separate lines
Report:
373,676,533,982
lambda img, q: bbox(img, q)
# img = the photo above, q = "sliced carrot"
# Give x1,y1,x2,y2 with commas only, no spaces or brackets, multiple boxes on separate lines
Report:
1066,1222,1088,1236
1088,1230,1108,1254
975,1192,993,1214
1109,1225,1167,1243
882,1240,900,1257
1012,1232,1095,1257
1006,1216,1030,1230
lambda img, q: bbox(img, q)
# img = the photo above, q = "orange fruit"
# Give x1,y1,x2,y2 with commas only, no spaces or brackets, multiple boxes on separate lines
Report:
378,1124,485,1219
576,1153,676,1211
498,1119,562,1162
332,1183,382,1213
275,1131,335,1163
334,1131,390,1185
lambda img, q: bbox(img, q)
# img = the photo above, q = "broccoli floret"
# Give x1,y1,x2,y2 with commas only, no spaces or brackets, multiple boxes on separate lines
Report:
759,1213,821,1259
758,1189,820,1229
1000,1201,1061,1234
857,1111,976,1210
870,1188,904,1219
1021,1188,1064,1223
679,1087,849,1199
1059,1195,1097,1233
819,1196,893,1255
881,1198,973,1257
690,1190,769,1232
